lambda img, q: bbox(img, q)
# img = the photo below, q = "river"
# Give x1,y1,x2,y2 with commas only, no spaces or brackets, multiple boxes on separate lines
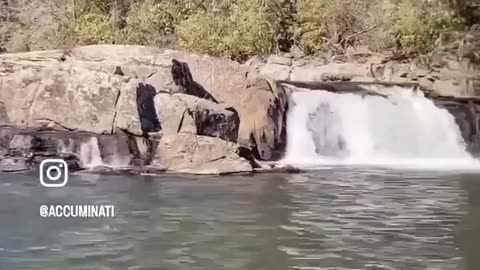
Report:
0,168,479,270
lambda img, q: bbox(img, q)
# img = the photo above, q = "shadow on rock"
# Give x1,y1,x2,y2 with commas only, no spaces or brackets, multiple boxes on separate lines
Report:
136,83,162,137
171,59,218,103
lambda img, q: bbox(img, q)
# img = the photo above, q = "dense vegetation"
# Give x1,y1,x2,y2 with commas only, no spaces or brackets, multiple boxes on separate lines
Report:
0,0,475,60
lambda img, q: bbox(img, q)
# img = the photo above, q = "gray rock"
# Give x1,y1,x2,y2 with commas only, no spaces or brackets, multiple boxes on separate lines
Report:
0,102,9,125
118,87,240,142
0,157,28,172
152,133,253,175
9,135,38,151
321,73,353,82
267,55,292,66
0,63,121,134
97,134,132,166
155,93,239,141
290,63,371,81
259,63,292,81
1,45,289,161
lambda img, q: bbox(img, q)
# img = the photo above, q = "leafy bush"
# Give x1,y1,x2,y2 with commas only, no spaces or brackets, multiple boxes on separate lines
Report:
390,0,463,53
68,13,119,45
177,0,278,60
297,0,374,54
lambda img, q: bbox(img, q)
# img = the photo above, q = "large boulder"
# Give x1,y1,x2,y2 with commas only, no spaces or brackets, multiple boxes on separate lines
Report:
152,133,253,175
154,93,239,141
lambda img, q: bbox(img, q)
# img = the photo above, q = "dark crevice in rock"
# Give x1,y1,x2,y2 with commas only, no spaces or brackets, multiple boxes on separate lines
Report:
33,118,77,132
177,109,193,134
113,66,124,76
136,83,162,137
237,146,260,169
111,87,123,134
171,59,218,102
122,130,159,167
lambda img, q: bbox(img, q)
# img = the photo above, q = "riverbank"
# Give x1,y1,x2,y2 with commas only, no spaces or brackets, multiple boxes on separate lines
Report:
0,45,479,175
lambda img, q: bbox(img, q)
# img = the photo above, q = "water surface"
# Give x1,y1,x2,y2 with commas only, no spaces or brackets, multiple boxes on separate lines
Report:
0,168,479,270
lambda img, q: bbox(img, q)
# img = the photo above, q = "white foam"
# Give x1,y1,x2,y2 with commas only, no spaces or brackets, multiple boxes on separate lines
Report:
79,137,103,168
282,86,480,171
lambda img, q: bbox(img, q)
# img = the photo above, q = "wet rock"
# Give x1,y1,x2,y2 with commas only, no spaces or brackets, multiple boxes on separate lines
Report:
432,97,480,154
97,134,132,166
28,152,82,172
9,135,39,151
255,164,305,174
126,136,157,166
0,157,28,172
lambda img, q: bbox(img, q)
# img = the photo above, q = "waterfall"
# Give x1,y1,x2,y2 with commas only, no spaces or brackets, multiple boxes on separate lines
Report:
283,86,479,169
78,137,103,168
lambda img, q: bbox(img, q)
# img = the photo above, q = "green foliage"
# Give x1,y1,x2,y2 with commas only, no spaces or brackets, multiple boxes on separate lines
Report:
390,0,463,53
68,13,119,45
0,0,467,57
177,0,277,60
298,0,374,54
121,0,199,47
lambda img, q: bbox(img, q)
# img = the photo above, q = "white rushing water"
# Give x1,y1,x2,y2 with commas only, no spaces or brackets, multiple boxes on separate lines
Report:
283,86,480,170
78,137,103,168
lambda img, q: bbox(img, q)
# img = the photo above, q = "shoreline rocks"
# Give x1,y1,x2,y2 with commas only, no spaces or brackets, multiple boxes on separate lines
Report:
0,126,257,175
1,45,479,175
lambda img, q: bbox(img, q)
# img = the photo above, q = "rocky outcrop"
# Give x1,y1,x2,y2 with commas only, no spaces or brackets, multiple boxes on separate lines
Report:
431,96,480,155
0,45,291,175
0,126,254,175
154,93,239,141
152,133,253,175
256,50,480,98
0,45,289,163
2,44,478,175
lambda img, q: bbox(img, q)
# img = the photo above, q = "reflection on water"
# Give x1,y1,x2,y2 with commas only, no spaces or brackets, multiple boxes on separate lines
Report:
0,169,479,270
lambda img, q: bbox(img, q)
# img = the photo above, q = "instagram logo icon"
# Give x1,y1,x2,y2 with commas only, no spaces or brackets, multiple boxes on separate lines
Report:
40,159,69,188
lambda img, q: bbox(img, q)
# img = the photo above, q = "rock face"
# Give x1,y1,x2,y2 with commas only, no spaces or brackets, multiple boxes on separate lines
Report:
0,126,253,175
154,93,239,141
0,45,288,174
0,64,122,134
257,50,480,98
152,133,253,175
0,45,289,164
2,44,479,174
431,96,480,155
